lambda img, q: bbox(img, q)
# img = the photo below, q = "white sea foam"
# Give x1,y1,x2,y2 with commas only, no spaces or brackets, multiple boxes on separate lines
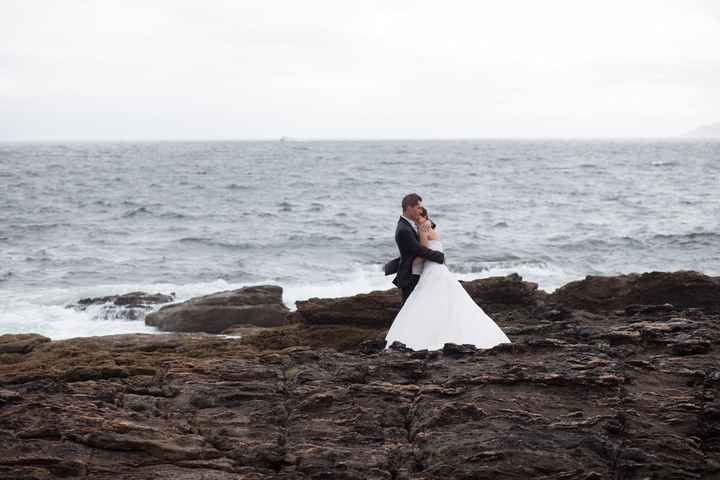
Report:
454,262,576,293
3,140,719,340
0,262,573,340
0,300,159,340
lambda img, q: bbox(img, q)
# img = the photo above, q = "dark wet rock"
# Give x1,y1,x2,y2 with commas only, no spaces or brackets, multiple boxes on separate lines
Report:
623,303,676,315
669,335,712,355
600,326,642,345
237,323,386,352
295,288,402,328
543,307,571,321
218,324,268,337
459,272,542,312
386,340,413,352
527,302,573,323
0,333,50,354
441,342,478,358
77,291,175,307
550,270,720,313
145,285,289,333
2,272,720,478
67,291,176,321
295,274,541,328
0,388,21,405
354,338,388,354
2,318,718,479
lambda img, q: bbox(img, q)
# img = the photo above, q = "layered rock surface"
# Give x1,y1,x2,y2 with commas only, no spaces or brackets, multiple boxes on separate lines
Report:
1,271,719,479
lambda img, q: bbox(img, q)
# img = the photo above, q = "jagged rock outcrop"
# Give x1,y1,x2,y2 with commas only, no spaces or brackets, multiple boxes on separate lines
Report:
66,291,176,321
460,272,542,313
2,271,719,478
295,288,402,328
1,299,719,479
145,285,289,333
294,274,541,328
549,270,720,313
76,291,175,307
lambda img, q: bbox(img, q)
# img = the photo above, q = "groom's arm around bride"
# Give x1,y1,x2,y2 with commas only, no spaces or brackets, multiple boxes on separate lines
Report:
384,220,445,276
385,193,445,306
397,224,445,265
390,214,445,306
385,193,445,272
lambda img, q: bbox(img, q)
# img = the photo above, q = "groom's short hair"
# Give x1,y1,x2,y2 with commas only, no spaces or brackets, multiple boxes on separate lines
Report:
402,193,422,210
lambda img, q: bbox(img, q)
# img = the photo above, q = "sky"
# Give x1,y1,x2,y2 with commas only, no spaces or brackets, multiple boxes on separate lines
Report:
1,0,719,140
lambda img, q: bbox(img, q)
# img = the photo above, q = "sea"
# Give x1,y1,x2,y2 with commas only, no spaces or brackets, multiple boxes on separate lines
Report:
1,139,719,339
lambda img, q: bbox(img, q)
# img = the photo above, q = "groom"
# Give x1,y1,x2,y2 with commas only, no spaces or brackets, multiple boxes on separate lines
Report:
384,193,445,305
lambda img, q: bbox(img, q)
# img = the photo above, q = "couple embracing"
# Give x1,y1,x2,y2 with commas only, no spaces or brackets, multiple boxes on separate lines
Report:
384,193,511,351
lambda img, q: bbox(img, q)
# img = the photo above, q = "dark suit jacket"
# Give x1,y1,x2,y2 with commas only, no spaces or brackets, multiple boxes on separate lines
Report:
387,217,445,288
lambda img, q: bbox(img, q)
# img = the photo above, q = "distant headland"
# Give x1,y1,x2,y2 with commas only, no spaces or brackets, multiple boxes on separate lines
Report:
684,121,720,138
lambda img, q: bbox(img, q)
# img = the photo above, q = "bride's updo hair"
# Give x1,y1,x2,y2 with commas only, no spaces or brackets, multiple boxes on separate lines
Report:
419,207,436,229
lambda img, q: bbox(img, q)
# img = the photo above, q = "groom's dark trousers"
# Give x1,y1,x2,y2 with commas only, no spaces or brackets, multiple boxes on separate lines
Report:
400,275,421,306
390,217,445,305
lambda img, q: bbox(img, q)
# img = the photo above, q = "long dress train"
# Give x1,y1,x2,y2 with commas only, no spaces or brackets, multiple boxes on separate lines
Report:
385,239,511,351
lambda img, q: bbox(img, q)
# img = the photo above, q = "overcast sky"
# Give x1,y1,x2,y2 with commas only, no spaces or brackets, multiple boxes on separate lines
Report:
1,0,719,140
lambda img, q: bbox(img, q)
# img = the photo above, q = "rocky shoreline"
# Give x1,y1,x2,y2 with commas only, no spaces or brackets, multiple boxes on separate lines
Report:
1,271,719,479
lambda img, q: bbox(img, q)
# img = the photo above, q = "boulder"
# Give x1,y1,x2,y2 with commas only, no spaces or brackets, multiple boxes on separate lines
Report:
144,285,289,333
550,271,720,312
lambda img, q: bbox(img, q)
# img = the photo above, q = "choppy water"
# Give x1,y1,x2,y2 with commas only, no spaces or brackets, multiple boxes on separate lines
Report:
1,140,719,339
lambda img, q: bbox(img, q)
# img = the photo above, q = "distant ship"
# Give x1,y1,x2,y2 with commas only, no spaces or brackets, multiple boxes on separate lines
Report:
279,136,300,142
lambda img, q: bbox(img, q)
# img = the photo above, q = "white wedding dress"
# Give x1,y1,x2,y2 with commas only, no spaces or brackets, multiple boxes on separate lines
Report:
385,239,512,351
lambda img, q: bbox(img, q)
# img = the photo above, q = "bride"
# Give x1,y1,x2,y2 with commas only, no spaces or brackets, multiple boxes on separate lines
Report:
385,207,512,351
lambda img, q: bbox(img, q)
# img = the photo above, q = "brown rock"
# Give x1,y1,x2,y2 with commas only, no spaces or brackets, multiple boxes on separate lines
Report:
295,274,540,328
237,323,387,352
295,288,402,328
2,271,720,478
145,285,289,333
3,313,718,479
0,333,51,354
78,428,221,462
550,270,720,312
460,272,541,313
